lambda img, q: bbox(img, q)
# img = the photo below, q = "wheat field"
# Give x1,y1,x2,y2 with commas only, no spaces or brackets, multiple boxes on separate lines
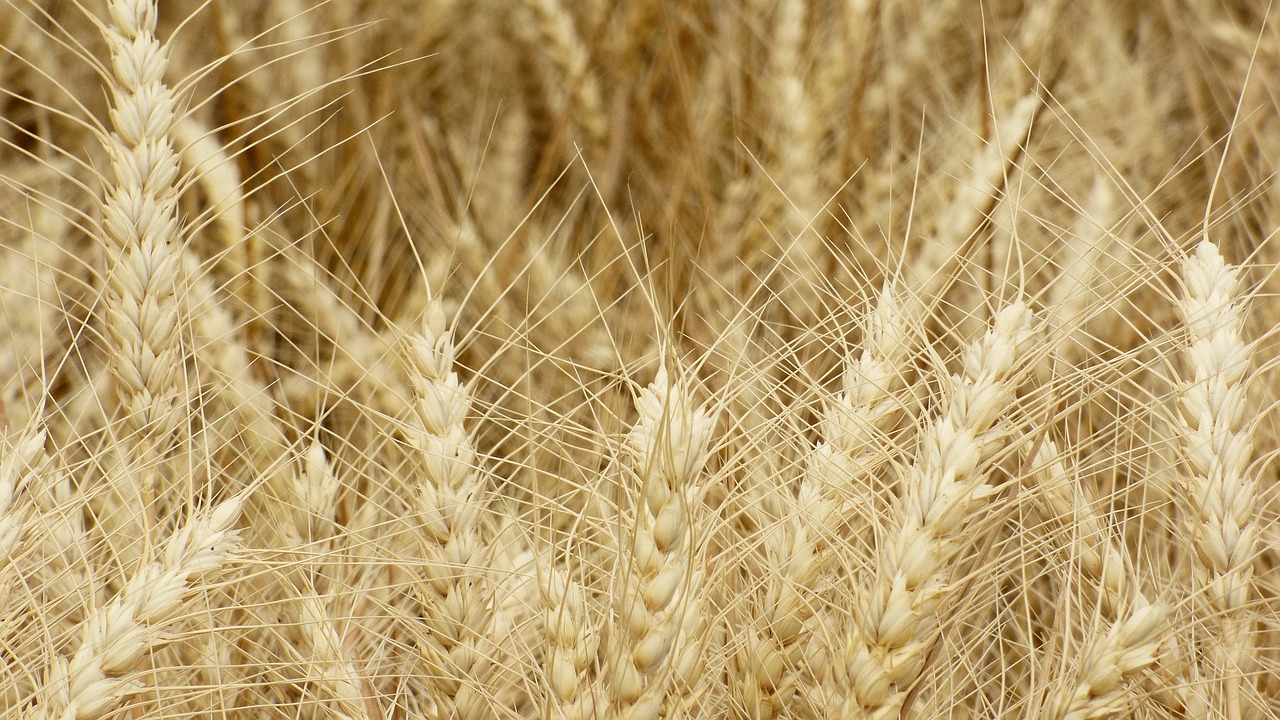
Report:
1,1,1279,718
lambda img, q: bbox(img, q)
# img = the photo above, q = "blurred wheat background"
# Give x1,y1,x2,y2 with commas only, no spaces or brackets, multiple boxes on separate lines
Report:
2,1,1280,718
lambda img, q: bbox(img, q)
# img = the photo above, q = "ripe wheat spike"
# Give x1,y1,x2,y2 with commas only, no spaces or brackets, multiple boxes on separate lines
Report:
2,2,1279,719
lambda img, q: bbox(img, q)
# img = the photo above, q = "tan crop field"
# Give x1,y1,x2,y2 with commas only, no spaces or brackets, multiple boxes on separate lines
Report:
2,1,1279,718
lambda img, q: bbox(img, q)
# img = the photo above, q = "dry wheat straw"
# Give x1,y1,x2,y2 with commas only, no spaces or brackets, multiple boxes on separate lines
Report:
8,3,1280,719
1175,239,1258,719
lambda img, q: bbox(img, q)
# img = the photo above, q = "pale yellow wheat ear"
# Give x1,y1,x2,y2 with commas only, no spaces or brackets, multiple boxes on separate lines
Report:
1039,600,1169,720
517,0,607,168
31,491,245,719
605,363,716,720
399,295,522,719
92,0,188,530
1172,240,1261,719
842,301,1041,718
0,424,46,566
540,566,603,720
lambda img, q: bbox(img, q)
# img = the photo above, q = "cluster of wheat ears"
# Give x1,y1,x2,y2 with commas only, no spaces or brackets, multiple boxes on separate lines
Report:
2,1,1279,718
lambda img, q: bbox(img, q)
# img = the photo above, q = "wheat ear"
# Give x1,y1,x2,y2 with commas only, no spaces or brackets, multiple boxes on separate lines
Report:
607,366,715,720
96,0,187,496
813,284,913,526
1027,439,1145,617
909,94,1038,311
1175,240,1258,719
400,298,506,719
543,567,603,720
520,0,608,160
1039,602,1169,720
843,302,1039,718
794,285,912,715
0,425,46,567
31,493,245,720
288,443,360,712
771,0,820,243
730,486,824,720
